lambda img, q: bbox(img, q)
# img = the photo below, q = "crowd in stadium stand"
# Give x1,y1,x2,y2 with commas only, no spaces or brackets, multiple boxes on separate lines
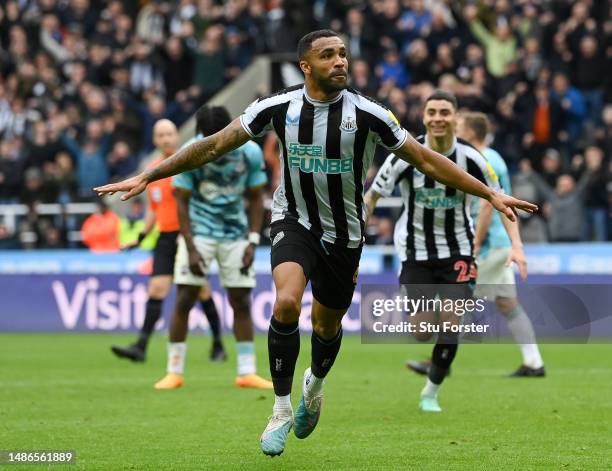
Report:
0,0,610,249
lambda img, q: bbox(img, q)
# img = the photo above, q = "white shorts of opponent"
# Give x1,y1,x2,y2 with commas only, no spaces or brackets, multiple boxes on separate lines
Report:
474,247,517,300
173,235,256,288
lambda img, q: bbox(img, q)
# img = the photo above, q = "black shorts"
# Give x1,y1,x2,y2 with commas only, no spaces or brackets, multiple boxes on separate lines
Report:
152,231,179,276
399,256,476,300
270,220,362,310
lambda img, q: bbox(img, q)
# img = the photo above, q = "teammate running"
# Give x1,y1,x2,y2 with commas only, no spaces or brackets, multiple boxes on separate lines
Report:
111,119,226,363
460,111,545,377
365,91,529,412
152,106,272,390
95,30,536,456
403,112,545,378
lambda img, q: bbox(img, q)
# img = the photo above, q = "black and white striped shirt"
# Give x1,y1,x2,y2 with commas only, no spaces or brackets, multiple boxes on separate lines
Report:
371,136,500,262
240,85,408,248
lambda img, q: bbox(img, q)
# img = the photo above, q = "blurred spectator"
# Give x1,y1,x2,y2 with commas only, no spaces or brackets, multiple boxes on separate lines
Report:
160,36,195,100
108,141,138,181
225,27,254,80
512,162,549,244
24,121,64,170
570,36,605,126
127,94,180,154
550,73,586,150
191,0,224,40
562,1,598,51
577,146,610,241
18,203,61,250
397,0,432,53
81,200,120,252
464,4,517,78
429,43,456,84
521,83,565,163
424,9,453,54
405,39,432,85
136,0,170,45
128,38,164,97
63,0,99,38
20,167,59,205
349,59,378,97
342,8,377,64
119,198,158,250
108,91,142,152
539,149,562,187
377,48,410,89
520,36,544,85
193,25,226,101
48,152,78,204
40,225,67,249
262,0,298,53
0,137,25,203
60,118,111,198
548,32,572,75
524,161,593,243
0,223,19,249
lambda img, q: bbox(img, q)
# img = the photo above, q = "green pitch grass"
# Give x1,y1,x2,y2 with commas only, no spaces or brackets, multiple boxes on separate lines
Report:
1,334,611,470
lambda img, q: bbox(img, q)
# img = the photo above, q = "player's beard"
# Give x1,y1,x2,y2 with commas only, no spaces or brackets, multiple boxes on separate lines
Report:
316,70,347,95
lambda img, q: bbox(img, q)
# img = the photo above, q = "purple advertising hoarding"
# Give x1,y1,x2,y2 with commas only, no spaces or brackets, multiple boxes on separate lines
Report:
0,274,396,333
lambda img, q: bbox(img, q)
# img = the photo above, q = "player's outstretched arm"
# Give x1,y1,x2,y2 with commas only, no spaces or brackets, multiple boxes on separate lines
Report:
497,202,528,280
94,119,250,200
242,185,265,274
476,199,528,280
175,187,205,277
395,134,538,221
473,199,493,257
363,189,382,226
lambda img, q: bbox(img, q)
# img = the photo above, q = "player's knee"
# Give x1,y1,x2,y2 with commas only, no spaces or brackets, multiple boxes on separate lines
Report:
312,319,341,340
496,297,517,315
149,277,171,299
228,292,250,318
199,284,212,301
413,330,434,342
175,286,199,314
273,293,301,323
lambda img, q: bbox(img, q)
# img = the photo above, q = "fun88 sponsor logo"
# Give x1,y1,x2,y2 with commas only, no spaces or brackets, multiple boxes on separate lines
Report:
287,143,353,174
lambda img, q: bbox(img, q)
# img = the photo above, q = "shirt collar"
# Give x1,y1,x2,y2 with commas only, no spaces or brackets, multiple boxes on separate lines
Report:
303,86,345,105
425,135,456,157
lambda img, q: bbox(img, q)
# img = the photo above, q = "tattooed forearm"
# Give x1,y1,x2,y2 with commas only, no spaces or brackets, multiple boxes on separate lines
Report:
144,118,250,183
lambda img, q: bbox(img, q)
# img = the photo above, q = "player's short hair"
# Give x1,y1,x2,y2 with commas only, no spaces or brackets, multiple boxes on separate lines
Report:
425,89,458,109
297,29,340,60
195,106,231,136
461,111,489,142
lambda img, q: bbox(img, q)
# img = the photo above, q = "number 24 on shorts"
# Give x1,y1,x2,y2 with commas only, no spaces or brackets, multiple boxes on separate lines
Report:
454,260,477,283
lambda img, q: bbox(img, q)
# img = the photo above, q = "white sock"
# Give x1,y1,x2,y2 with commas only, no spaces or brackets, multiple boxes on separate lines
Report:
421,379,440,397
236,341,256,376
519,344,544,369
505,305,544,368
273,394,292,416
167,342,187,375
303,367,324,398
